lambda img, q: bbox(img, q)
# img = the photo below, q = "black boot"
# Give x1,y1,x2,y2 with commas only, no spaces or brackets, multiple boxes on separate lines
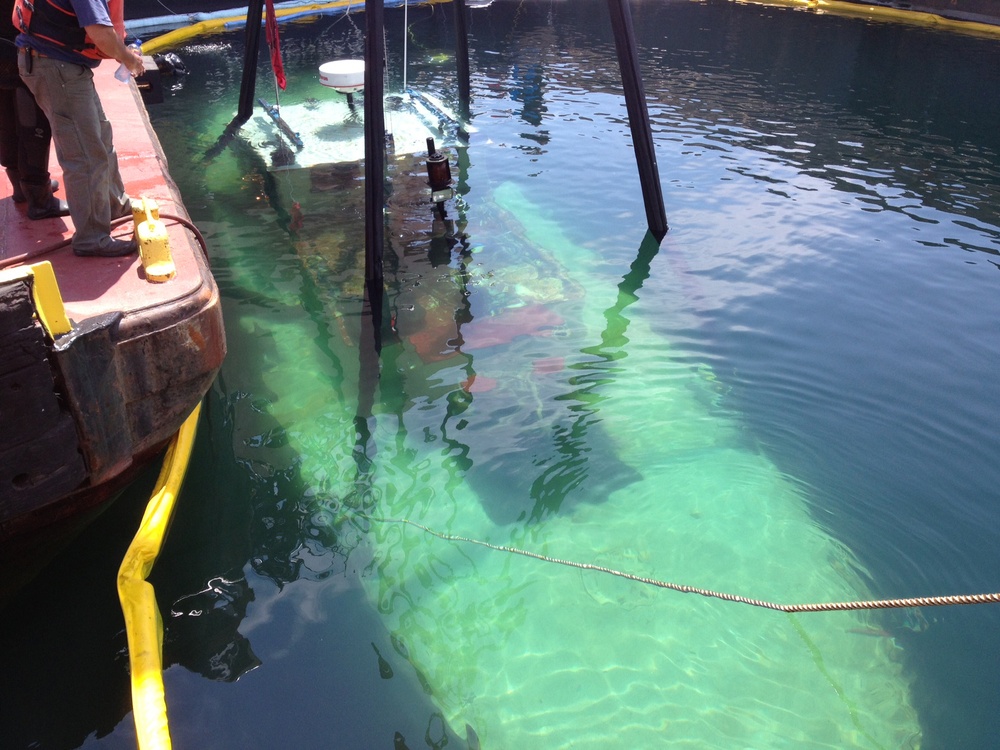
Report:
10,171,60,199
21,180,70,221
6,168,25,203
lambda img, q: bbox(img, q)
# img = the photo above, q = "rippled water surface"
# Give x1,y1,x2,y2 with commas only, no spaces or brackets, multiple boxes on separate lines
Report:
3,1,1000,748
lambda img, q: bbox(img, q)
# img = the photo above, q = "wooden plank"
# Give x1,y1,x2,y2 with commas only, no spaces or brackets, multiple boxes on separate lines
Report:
0,416,86,521
0,282,86,512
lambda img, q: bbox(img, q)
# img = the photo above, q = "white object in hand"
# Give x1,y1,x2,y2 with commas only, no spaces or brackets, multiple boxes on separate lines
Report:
115,43,142,82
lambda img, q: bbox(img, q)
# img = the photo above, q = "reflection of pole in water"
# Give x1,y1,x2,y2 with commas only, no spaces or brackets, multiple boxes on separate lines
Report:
521,230,663,522
353,281,383,490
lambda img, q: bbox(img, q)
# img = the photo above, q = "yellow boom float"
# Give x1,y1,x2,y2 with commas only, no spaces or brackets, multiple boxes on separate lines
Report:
116,403,201,750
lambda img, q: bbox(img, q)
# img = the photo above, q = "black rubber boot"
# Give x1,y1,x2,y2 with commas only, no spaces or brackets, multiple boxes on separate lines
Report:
73,237,137,258
8,171,59,203
21,180,70,221
5,168,25,203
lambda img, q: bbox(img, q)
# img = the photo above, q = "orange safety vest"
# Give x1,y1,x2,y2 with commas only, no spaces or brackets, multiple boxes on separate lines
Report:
13,0,124,61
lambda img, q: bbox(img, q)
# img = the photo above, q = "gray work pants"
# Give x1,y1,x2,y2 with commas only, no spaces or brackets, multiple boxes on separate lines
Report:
18,53,130,252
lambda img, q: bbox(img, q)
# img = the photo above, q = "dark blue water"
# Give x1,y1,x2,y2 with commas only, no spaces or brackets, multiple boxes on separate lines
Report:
2,1,999,747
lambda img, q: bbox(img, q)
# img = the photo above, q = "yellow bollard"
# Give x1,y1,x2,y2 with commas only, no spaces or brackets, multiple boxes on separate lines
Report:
133,197,176,283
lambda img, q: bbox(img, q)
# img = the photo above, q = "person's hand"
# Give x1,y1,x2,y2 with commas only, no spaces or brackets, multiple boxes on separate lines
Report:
123,46,144,78
84,24,145,77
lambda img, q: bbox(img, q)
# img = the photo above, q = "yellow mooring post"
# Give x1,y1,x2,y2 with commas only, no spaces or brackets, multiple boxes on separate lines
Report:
117,402,201,750
133,197,176,283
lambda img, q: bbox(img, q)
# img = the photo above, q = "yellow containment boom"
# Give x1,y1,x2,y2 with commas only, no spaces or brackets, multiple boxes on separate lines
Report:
117,403,202,750
141,0,451,54
737,0,1000,38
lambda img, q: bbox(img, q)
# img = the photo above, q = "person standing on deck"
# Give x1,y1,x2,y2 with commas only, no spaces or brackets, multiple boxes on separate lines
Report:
13,0,143,256
0,0,68,219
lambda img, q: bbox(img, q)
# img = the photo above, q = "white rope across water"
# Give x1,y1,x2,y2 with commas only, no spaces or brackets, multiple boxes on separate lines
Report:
360,513,1000,613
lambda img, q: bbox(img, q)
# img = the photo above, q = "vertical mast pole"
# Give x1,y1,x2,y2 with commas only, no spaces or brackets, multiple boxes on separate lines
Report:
454,0,471,120
606,0,668,240
364,0,387,348
236,0,266,123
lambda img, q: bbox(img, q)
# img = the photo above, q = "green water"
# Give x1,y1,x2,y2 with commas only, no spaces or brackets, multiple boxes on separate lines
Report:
188,159,920,744
145,2,999,747
5,0,1000,747
147,48,922,743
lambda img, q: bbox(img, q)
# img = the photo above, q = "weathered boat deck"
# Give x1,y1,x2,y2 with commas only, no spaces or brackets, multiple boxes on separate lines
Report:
0,64,215,337
0,62,225,595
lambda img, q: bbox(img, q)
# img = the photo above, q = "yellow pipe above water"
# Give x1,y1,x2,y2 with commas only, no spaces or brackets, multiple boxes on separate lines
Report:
142,0,450,54
739,0,1000,37
141,0,1000,56
117,403,202,750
